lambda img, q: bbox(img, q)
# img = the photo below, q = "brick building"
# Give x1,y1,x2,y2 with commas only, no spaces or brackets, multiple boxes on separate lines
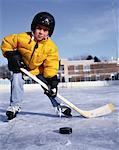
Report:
59,59,119,82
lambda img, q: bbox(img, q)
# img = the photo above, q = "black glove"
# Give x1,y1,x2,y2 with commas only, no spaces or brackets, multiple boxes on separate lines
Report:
5,51,24,73
36,74,59,98
44,75,59,98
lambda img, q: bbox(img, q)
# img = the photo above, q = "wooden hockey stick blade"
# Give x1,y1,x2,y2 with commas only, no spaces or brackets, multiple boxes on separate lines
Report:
57,94,115,118
20,68,116,118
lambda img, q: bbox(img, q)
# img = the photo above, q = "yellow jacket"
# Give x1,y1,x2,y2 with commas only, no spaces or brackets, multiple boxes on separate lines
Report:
1,32,59,78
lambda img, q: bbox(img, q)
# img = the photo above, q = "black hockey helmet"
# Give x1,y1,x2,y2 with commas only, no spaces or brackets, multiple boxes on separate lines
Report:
31,12,55,37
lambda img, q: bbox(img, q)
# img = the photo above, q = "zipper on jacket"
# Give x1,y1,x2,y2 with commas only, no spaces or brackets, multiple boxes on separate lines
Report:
27,41,38,69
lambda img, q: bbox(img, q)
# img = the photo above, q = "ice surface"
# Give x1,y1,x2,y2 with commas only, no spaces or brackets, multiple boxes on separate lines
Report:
0,85,119,150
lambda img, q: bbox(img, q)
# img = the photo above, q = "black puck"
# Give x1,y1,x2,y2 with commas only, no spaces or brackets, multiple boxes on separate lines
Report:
59,127,72,134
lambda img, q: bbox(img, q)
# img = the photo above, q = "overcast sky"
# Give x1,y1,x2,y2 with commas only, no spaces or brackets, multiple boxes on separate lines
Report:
0,0,118,64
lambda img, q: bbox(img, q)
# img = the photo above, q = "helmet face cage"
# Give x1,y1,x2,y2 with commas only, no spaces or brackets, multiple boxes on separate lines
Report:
31,12,55,37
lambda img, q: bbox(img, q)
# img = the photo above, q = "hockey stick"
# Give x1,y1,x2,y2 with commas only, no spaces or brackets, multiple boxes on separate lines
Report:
20,68,115,118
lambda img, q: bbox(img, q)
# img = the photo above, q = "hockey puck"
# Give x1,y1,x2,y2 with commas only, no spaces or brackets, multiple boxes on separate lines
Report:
59,127,72,134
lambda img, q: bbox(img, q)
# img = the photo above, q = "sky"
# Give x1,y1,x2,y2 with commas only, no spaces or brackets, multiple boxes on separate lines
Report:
0,0,119,64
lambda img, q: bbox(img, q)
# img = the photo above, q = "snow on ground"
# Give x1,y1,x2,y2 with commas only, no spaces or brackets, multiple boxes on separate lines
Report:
0,84,119,150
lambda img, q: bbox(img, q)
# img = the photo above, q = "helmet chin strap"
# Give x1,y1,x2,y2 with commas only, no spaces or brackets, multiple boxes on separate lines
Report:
31,32,35,41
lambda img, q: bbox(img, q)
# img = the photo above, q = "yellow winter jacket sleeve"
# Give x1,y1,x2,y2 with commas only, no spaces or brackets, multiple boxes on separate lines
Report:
1,32,59,78
1,34,18,56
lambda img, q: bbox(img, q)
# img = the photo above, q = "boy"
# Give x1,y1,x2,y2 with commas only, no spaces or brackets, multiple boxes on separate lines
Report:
1,12,71,120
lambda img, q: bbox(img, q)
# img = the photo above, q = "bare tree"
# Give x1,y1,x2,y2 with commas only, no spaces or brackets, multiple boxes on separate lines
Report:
0,65,11,79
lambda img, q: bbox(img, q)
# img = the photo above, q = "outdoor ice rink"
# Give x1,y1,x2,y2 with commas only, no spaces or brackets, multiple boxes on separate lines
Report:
0,84,119,150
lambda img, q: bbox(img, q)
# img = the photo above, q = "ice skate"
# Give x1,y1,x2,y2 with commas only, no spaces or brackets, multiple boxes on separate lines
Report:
55,104,72,117
6,105,21,120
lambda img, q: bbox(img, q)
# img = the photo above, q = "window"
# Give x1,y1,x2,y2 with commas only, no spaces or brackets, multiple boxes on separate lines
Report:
74,65,79,73
60,65,64,71
83,65,90,72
